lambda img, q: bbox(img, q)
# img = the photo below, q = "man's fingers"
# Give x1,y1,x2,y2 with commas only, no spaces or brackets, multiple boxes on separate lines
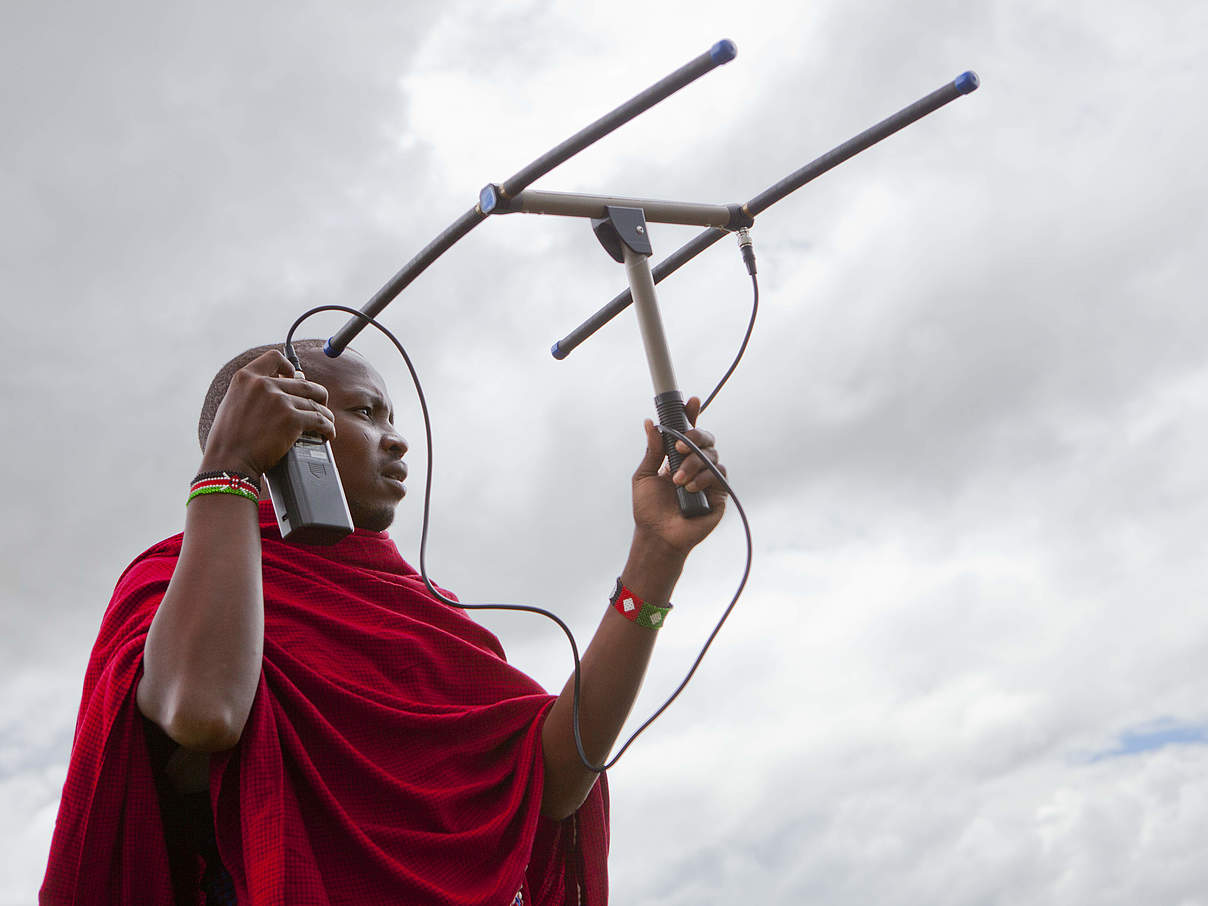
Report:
637,410,727,496
674,428,715,456
668,425,725,493
284,392,336,440
306,410,337,440
685,396,701,427
241,349,295,377
292,396,334,424
274,376,329,405
672,455,726,492
243,352,329,405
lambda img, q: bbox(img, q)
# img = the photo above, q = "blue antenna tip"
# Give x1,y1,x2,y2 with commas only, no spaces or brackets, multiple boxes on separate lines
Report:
955,71,980,94
323,338,341,358
479,184,499,214
551,341,567,360
711,40,737,64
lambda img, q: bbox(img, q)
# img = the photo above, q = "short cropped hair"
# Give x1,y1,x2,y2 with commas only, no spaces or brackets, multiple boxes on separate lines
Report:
197,339,327,451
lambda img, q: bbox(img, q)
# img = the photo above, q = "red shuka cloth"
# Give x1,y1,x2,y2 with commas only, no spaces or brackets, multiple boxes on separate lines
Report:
42,502,608,905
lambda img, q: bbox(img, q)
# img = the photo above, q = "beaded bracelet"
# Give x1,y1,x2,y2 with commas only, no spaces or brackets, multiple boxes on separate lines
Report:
187,470,261,506
609,577,672,629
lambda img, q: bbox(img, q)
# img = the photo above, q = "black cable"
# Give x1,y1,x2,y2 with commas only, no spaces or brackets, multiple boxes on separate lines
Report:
283,304,752,773
700,275,757,416
699,230,758,416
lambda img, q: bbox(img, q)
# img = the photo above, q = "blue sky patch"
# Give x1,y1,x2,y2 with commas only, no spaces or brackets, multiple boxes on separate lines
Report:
1089,720,1208,762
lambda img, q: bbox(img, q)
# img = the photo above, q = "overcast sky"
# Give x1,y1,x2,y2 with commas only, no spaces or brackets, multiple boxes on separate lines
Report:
3,0,1208,903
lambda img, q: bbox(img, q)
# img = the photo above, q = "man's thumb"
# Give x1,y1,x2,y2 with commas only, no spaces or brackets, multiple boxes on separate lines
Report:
635,419,667,478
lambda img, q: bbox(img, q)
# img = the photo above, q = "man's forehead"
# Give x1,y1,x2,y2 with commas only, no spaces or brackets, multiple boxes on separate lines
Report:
300,349,388,396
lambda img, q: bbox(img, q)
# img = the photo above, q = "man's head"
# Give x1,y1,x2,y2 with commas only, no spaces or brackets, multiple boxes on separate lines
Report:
200,342,409,532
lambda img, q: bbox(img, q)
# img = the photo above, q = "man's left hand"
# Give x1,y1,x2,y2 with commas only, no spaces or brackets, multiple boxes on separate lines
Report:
631,396,727,558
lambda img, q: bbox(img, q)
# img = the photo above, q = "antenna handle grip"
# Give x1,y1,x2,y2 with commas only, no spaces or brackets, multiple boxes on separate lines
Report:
655,391,711,518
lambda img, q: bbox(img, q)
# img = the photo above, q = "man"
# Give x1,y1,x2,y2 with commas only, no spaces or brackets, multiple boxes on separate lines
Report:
42,340,727,904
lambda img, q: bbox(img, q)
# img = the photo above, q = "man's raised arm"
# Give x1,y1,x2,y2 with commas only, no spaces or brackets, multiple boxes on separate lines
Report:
136,351,335,752
540,397,727,819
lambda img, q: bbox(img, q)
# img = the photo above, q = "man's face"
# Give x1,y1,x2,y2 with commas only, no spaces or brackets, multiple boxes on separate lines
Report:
302,350,408,532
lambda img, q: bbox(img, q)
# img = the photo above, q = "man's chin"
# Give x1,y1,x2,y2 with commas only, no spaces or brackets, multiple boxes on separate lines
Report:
350,504,397,533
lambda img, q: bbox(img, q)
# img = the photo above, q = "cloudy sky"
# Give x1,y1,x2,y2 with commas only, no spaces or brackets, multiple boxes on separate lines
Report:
3,0,1207,902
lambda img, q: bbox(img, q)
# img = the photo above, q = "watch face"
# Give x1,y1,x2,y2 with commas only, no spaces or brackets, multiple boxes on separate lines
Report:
609,577,624,605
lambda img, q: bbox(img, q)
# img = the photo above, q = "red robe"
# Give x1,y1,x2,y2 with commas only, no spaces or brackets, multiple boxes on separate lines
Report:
42,502,608,905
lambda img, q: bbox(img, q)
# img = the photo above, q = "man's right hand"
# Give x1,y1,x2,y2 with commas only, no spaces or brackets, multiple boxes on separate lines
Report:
200,349,335,477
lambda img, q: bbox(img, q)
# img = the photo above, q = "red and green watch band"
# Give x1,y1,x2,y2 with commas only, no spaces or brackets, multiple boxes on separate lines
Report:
610,577,673,629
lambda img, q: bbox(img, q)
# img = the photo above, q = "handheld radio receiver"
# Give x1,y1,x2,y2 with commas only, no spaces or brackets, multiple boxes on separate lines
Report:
265,342,355,545
264,433,354,545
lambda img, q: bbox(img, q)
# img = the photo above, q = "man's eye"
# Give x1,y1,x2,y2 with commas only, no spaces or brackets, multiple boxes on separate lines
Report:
353,407,373,417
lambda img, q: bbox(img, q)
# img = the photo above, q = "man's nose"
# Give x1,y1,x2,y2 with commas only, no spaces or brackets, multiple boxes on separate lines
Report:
382,429,408,456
